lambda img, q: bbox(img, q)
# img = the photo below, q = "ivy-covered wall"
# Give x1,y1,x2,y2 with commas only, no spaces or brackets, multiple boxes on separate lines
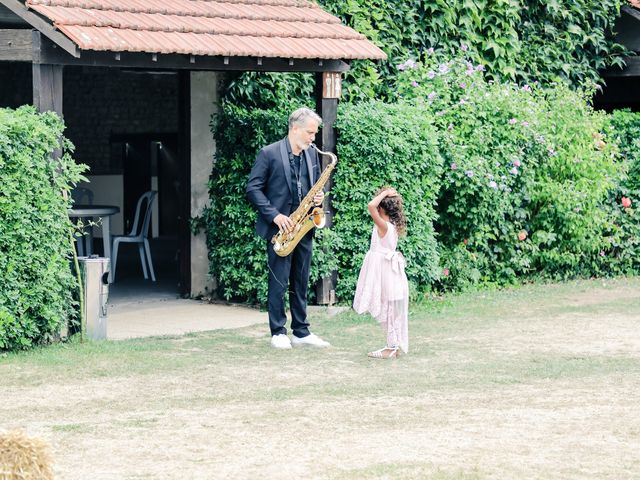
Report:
198,0,637,304
224,0,627,107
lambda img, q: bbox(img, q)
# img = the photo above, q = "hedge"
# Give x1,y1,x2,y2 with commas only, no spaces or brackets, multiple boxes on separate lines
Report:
0,106,85,350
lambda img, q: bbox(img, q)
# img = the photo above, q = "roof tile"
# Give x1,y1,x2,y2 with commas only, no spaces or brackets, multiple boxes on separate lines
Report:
26,0,385,60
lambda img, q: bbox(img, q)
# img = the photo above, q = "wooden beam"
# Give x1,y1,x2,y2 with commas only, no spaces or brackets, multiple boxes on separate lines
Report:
0,0,79,57
621,5,640,23
0,28,31,61
35,35,350,72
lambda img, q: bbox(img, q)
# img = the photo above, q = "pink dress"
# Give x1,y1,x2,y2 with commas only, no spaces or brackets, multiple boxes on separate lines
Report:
353,222,409,353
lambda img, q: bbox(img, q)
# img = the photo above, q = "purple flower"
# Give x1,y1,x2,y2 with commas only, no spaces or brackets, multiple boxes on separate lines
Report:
427,70,436,79
397,59,417,71
489,181,498,189
428,91,437,100
465,170,474,178
438,63,449,74
426,47,435,55
459,82,467,89
448,123,454,130
509,118,518,125
476,64,485,72
510,167,519,175
450,162,458,170
599,250,606,257
521,85,531,92
461,44,469,52
548,148,557,156
411,80,419,87
513,159,521,167
521,121,529,127
536,135,545,144
459,99,466,105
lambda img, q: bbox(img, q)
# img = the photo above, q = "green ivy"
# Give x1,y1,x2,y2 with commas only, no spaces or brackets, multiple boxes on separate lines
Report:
0,106,86,351
221,0,626,106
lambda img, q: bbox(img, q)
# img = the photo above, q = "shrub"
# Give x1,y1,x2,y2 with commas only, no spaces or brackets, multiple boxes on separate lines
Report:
0,106,85,350
200,101,442,304
332,101,443,301
395,52,621,287
199,104,323,305
597,109,640,274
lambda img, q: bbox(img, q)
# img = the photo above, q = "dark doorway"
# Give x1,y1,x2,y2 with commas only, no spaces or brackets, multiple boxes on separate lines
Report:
110,133,181,288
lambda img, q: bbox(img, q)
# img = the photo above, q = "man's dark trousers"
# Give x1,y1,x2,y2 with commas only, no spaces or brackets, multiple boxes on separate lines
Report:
266,227,313,338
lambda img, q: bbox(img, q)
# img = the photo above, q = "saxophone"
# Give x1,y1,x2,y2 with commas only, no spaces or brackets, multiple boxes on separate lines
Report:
271,143,337,257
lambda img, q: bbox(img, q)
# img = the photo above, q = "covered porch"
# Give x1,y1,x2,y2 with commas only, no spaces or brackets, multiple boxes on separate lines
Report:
0,0,386,312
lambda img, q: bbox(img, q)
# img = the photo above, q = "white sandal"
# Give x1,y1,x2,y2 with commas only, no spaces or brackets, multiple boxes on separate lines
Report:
367,347,399,359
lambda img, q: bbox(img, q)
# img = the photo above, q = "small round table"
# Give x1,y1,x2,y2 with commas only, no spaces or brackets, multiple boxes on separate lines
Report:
69,205,120,282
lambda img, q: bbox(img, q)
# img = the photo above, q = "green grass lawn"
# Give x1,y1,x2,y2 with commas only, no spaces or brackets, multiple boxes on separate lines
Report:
2,277,640,479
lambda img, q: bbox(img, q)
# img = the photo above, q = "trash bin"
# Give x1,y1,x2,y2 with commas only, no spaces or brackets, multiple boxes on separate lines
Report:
78,255,110,340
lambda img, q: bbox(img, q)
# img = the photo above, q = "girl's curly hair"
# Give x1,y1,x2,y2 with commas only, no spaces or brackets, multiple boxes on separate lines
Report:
376,186,407,236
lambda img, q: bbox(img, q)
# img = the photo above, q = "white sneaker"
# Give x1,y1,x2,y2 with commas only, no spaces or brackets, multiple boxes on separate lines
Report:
270,334,292,349
291,333,330,348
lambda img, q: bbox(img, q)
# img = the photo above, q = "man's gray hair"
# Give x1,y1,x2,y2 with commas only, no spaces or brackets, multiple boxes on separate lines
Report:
288,107,322,130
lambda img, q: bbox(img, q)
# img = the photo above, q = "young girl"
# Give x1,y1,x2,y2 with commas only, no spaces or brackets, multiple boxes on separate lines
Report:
353,187,409,359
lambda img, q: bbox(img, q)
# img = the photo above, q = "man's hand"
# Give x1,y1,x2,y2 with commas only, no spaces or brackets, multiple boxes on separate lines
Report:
274,214,294,233
313,191,325,206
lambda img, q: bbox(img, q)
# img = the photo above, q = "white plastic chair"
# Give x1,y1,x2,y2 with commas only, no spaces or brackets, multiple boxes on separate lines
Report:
111,190,157,282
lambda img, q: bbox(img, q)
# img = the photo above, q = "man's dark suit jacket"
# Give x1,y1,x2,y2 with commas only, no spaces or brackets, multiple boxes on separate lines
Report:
246,138,320,240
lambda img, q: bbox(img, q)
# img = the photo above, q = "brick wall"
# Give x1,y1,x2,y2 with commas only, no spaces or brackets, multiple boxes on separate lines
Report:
63,66,179,174
0,64,179,174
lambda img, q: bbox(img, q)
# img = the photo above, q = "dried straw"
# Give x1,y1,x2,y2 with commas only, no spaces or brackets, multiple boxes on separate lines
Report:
0,431,54,480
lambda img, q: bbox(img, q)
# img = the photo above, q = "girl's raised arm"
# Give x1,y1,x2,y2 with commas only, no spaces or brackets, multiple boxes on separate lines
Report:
367,188,398,238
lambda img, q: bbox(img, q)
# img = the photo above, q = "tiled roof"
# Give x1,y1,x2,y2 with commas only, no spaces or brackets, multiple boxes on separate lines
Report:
25,0,387,60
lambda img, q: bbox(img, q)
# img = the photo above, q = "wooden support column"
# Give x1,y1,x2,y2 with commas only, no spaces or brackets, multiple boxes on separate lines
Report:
32,62,62,114
314,71,341,305
32,31,63,115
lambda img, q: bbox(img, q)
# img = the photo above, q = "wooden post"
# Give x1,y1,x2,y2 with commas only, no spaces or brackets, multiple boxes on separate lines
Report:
32,31,63,115
32,62,63,114
314,71,341,305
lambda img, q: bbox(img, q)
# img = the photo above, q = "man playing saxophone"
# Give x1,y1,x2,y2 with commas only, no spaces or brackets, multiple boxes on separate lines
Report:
246,107,331,349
